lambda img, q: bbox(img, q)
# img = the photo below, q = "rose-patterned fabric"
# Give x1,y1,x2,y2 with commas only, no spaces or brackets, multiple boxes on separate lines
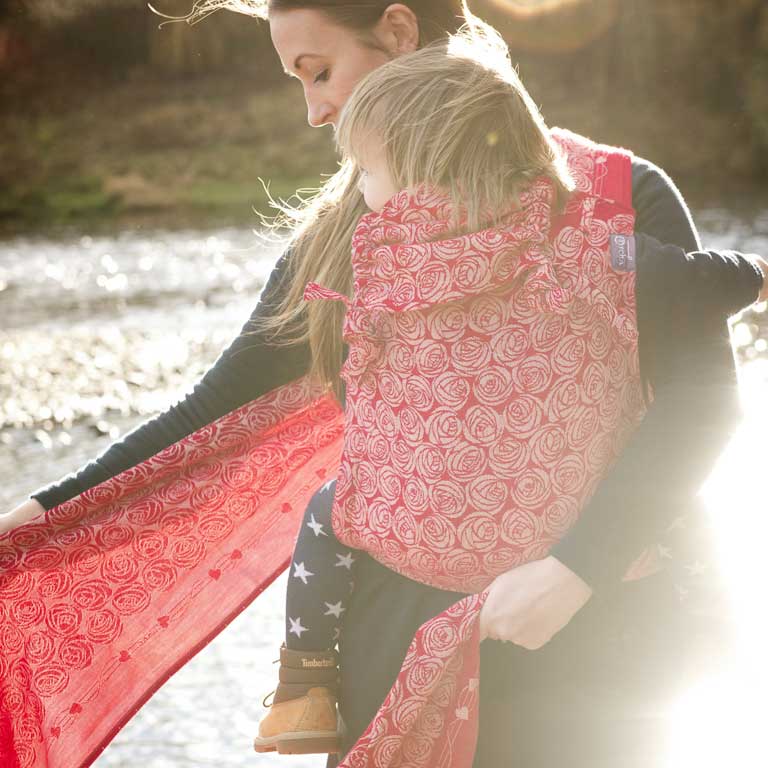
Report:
0,129,642,768
0,381,346,768
304,147,644,594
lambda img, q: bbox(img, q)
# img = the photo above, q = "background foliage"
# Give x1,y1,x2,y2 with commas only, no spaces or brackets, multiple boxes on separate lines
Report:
1,0,766,231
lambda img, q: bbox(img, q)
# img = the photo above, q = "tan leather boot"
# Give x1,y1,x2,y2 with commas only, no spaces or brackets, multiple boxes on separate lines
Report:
253,645,342,754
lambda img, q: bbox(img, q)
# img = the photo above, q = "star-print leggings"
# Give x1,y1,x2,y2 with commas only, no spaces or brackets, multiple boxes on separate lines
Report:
285,479,357,651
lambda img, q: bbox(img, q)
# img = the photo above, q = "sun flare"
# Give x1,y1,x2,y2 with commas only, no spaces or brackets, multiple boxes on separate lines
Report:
666,347,768,766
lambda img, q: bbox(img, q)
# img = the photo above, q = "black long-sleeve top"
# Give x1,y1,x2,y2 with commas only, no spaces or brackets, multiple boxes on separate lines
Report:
30,157,763,591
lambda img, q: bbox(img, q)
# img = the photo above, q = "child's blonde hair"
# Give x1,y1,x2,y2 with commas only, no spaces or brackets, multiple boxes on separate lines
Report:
336,27,573,234
249,19,571,400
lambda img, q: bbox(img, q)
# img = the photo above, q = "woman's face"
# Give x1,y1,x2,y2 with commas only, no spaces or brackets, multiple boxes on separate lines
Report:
269,5,418,129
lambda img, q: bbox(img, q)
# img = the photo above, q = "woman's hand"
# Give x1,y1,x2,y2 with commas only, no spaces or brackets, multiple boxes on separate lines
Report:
478,556,593,649
0,498,46,535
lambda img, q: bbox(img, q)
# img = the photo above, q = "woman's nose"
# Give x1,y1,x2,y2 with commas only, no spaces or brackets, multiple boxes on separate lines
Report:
306,93,335,128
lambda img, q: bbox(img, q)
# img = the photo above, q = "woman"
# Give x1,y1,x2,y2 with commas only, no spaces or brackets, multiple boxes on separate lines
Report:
4,2,762,766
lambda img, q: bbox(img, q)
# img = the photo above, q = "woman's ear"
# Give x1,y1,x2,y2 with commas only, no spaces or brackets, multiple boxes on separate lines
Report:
377,3,420,54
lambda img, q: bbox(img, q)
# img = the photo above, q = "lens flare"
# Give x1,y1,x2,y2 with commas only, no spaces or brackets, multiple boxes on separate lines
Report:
485,0,621,52
666,353,768,765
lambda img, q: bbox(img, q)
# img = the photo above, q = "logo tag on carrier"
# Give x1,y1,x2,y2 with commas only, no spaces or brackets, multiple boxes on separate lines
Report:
610,234,636,272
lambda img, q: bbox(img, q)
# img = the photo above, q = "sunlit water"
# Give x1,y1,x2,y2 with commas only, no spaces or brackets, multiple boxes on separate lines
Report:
1,210,767,767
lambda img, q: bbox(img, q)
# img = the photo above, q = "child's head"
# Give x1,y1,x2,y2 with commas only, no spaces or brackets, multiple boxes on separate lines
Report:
336,25,573,225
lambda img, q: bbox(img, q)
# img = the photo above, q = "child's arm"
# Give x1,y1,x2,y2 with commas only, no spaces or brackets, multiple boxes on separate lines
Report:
549,236,763,591
655,243,765,312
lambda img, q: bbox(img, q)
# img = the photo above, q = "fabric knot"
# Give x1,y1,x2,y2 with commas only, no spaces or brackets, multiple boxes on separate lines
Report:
303,281,389,379
517,267,574,314
513,239,574,315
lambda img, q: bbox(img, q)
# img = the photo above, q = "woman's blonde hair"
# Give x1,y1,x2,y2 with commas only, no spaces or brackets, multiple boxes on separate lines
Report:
251,20,571,401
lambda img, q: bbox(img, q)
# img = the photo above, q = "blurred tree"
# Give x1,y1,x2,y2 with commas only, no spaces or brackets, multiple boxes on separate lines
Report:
746,3,768,169
0,0,30,70
18,0,135,25
2,0,275,77
149,0,225,74
147,0,270,76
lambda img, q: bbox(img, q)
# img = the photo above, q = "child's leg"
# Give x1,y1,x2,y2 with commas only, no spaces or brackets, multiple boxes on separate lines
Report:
254,481,351,754
286,478,356,651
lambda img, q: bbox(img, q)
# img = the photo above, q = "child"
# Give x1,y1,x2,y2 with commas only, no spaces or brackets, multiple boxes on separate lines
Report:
253,27,767,757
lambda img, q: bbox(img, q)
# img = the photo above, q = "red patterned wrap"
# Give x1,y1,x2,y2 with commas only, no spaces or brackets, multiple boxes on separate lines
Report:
0,380,346,768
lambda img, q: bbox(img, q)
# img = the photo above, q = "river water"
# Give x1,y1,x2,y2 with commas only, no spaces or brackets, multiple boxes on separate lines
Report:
1,209,767,767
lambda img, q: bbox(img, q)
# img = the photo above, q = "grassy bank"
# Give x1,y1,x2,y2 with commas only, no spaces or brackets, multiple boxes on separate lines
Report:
1,55,767,238
0,72,338,235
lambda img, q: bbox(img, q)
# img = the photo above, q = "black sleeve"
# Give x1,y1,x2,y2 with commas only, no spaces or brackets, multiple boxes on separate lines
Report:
30,249,312,511
551,236,762,587
631,155,701,252
549,158,762,590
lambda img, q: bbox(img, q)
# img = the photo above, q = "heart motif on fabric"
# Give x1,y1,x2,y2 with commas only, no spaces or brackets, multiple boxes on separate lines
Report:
209,569,221,580
231,549,242,560
455,706,469,720
69,703,82,715
281,503,292,513
119,651,131,662
157,616,169,628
